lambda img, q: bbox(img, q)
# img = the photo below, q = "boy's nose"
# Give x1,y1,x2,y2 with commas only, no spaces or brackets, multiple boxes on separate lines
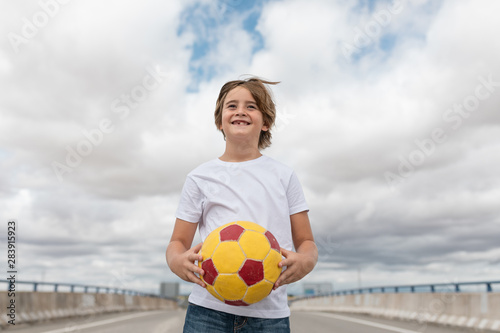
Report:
235,108,248,116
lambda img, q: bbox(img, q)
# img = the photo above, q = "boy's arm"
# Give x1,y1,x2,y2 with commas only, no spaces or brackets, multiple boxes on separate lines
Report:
166,218,206,288
274,211,318,289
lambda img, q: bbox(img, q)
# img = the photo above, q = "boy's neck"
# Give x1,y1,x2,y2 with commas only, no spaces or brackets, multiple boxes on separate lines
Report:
219,143,262,162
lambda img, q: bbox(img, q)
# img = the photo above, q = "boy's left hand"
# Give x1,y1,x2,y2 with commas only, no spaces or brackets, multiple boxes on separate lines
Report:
273,246,317,290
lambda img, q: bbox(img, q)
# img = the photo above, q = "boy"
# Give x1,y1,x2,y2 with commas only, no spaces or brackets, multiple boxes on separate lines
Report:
166,77,317,332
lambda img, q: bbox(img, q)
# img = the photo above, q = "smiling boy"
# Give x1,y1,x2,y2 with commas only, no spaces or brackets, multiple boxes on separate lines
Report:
166,77,318,333
218,85,266,161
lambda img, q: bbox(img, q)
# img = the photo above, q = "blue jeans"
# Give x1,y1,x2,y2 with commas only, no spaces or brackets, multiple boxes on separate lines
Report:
183,303,290,333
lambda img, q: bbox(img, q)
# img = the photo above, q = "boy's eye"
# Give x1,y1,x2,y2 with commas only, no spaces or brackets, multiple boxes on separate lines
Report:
225,103,257,110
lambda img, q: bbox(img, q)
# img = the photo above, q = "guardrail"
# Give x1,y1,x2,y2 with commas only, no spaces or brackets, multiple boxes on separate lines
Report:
292,280,500,302
0,280,170,299
290,280,500,332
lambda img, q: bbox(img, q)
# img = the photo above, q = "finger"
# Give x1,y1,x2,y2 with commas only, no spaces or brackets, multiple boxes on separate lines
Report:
274,270,290,290
187,271,206,288
183,257,204,275
187,264,205,282
191,263,204,276
280,248,290,257
276,273,296,289
278,258,290,268
192,243,204,261
188,252,203,262
193,242,203,253
278,253,295,268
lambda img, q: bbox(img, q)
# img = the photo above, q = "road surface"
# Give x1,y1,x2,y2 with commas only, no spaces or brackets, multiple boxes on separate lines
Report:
5,309,483,332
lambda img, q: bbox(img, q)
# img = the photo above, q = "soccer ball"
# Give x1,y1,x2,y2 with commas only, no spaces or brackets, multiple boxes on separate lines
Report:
198,221,282,306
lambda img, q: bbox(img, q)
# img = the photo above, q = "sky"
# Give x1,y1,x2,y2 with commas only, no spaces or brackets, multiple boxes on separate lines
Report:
1,0,499,296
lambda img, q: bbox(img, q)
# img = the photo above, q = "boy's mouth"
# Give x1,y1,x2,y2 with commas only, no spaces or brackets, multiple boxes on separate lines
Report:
231,120,250,126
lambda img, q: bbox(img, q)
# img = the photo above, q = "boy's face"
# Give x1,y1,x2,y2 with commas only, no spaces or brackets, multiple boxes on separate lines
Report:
220,86,268,146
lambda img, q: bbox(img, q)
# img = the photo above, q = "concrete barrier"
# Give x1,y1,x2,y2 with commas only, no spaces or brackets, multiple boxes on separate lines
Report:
290,292,500,332
0,291,177,327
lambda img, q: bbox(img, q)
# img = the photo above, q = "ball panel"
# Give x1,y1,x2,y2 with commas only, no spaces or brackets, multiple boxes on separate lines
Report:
243,280,274,304
201,259,218,286
263,249,282,283
239,231,270,259
200,230,220,260
265,231,280,251
220,224,245,241
206,284,225,302
225,300,249,306
212,241,245,273
214,274,247,300
239,259,264,286
236,221,266,233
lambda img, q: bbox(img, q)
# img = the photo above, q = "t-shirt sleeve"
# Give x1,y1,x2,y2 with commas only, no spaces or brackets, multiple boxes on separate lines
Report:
287,171,309,215
175,175,204,223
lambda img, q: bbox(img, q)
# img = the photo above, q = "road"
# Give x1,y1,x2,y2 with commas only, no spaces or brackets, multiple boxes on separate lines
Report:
4,311,185,333
4,309,482,332
290,311,479,333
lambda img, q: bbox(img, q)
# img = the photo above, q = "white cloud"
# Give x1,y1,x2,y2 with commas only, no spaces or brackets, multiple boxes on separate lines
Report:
1,0,499,295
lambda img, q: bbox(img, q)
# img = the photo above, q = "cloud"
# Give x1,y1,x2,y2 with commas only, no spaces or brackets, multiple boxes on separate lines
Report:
1,0,499,294
248,0,500,286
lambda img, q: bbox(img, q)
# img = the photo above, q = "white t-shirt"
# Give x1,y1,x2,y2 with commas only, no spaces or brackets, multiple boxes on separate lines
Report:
175,155,309,318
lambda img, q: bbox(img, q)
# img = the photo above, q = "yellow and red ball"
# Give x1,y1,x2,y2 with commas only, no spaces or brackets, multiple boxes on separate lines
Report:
199,221,282,306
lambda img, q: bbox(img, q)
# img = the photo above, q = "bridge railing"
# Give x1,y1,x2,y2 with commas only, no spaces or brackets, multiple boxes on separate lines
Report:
0,279,171,300
292,280,500,302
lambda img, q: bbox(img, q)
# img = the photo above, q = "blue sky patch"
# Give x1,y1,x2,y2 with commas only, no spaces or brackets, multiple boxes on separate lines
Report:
355,0,378,12
379,33,396,52
178,0,268,91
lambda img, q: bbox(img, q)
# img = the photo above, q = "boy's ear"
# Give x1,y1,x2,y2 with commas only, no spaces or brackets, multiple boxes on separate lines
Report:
261,120,269,132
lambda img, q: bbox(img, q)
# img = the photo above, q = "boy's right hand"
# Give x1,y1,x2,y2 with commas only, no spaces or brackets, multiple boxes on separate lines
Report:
169,242,206,288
